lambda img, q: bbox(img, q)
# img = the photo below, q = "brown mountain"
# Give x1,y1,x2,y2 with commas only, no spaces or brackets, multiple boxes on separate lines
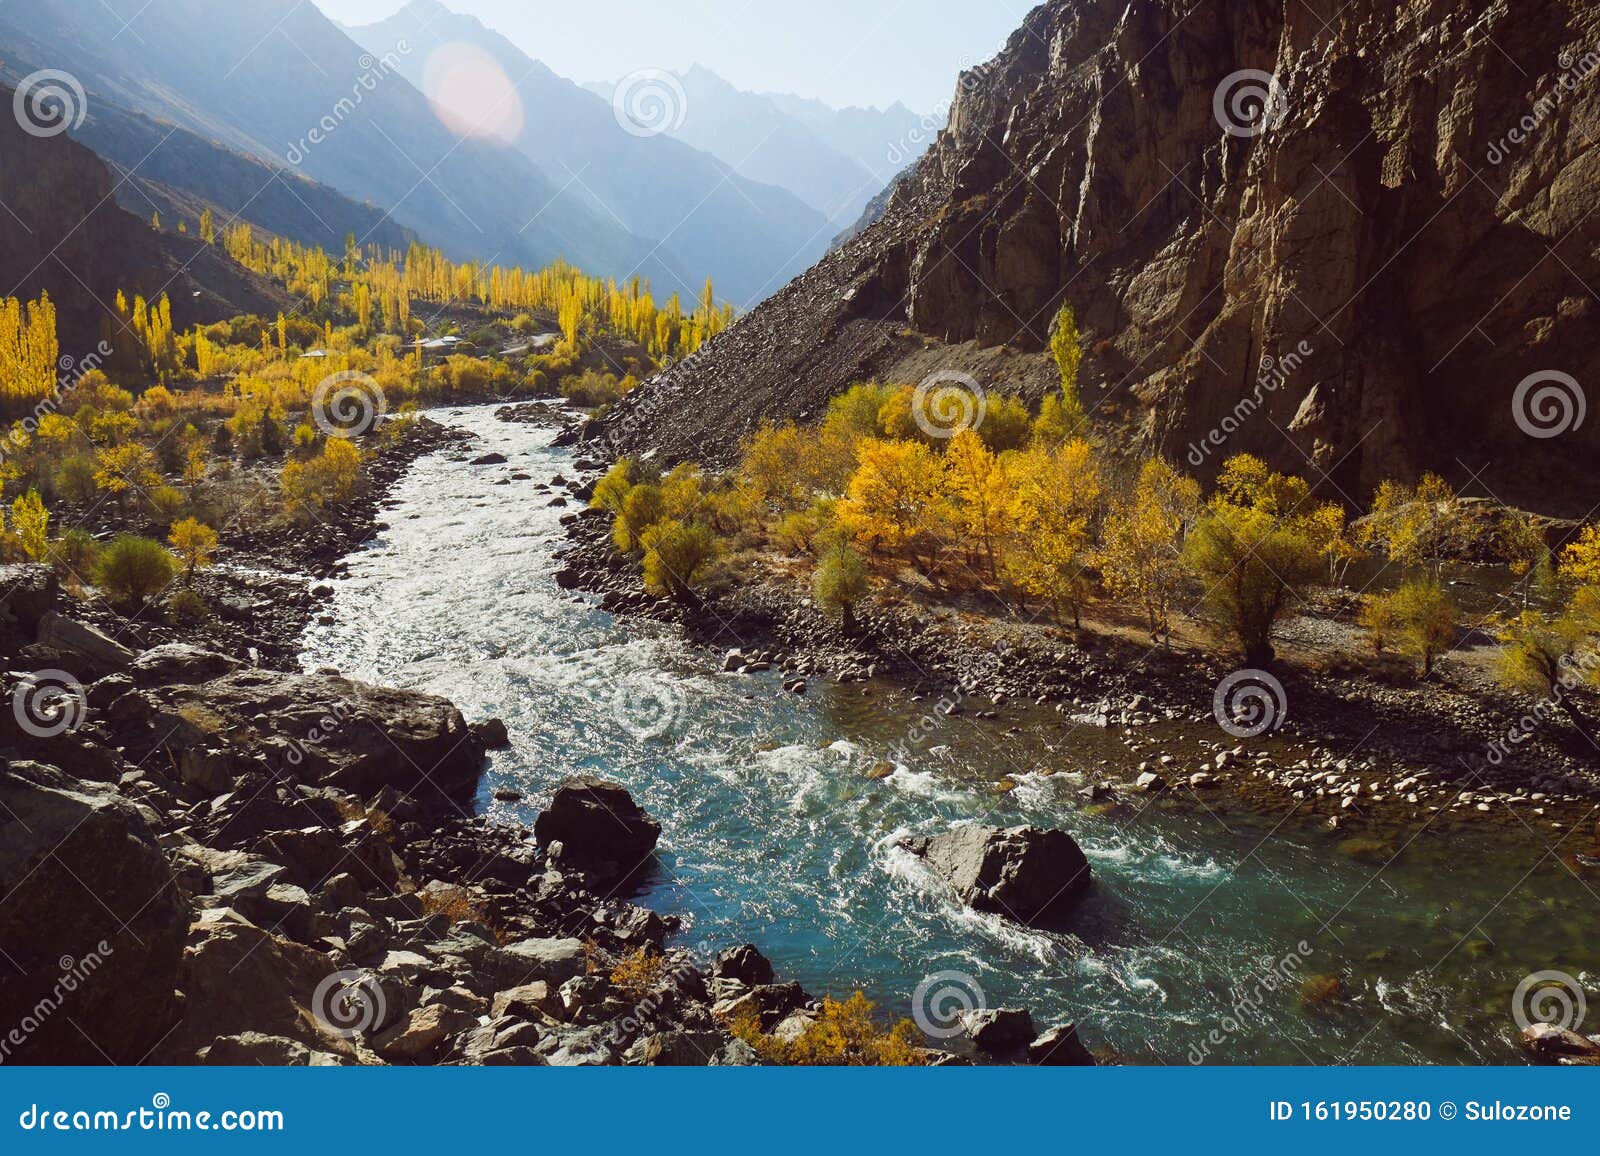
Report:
0,94,293,359
606,0,1600,514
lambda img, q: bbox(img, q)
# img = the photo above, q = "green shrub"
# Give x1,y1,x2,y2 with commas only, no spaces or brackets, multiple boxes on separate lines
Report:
93,534,177,605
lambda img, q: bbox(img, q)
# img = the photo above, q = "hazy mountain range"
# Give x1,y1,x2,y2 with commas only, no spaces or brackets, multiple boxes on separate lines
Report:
0,0,928,308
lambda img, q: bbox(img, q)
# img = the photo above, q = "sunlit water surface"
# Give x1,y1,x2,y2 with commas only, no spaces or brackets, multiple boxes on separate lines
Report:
300,408,1600,1065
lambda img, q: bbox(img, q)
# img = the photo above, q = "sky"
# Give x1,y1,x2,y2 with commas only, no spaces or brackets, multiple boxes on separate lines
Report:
311,0,1026,112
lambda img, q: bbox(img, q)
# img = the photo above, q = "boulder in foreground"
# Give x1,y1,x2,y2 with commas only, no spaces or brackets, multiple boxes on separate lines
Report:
904,824,1091,926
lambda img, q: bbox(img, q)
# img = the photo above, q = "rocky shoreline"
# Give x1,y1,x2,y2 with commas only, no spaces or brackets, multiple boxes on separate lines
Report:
553,423,1600,846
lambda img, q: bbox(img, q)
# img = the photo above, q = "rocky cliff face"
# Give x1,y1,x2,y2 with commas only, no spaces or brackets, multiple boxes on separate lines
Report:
608,0,1600,512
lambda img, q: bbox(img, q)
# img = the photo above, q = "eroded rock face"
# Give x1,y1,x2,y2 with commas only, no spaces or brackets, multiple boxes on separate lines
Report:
906,824,1092,926
0,763,188,1064
609,0,1600,510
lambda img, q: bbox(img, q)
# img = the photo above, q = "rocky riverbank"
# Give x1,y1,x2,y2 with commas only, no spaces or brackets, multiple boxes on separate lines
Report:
552,422,1600,845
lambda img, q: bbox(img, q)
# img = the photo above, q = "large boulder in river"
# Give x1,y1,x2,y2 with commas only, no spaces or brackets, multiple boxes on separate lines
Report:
905,824,1091,926
143,669,484,805
0,763,188,1063
534,776,660,870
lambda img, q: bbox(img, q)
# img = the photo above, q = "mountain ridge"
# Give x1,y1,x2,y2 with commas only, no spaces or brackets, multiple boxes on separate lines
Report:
604,0,1600,514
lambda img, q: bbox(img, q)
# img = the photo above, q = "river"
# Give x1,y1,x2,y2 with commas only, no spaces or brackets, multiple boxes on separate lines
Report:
298,406,1599,1065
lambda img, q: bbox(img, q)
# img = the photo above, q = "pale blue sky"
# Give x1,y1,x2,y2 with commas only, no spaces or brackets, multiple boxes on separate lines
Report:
312,0,1026,112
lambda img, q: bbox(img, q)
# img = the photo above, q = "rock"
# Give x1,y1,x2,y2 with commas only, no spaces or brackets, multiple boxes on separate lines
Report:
533,776,660,869
472,718,512,749
206,856,289,903
909,824,1092,926
492,981,564,1022
492,788,523,802
641,1030,734,1066
536,1023,622,1066
201,1033,344,1066
155,908,357,1062
128,644,242,687
0,763,188,1063
723,650,748,672
1521,1022,1600,1062
1028,1023,1096,1065
147,669,484,805
1135,771,1167,792
962,1007,1036,1054
36,611,136,670
178,747,238,794
372,1002,479,1062
470,452,508,465
0,563,58,631
496,937,589,989
712,944,775,987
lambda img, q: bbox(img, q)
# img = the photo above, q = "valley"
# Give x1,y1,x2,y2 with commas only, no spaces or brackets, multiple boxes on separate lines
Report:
1,0,1598,1074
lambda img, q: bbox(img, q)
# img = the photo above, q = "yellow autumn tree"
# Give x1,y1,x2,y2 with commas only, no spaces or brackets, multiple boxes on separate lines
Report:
943,429,1013,581
1100,458,1200,644
168,517,219,583
1005,439,1102,627
839,438,951,574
